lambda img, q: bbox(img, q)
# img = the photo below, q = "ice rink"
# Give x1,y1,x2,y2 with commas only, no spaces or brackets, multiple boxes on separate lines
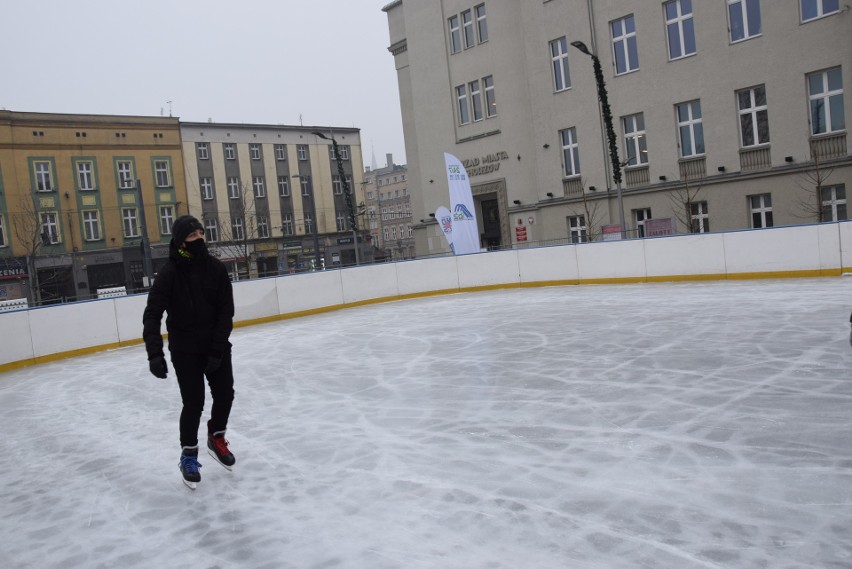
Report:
1,278,851,569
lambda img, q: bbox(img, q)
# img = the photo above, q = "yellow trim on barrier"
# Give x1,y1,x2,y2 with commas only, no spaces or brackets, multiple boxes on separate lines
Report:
2,269,849,374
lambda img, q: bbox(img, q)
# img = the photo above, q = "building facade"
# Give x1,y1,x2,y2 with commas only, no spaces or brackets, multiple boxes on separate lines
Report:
383,0,850,256
363,154,414,261
180,123,368,278
0,111,187,304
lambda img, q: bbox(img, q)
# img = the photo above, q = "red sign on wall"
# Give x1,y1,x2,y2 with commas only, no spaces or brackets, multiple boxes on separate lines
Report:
515,226,528,242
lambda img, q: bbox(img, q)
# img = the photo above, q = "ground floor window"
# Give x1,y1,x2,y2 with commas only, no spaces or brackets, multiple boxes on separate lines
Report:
567,215,587,243
749,193,773,228
690,201,709,233
821,184,847,222
634,208,652,237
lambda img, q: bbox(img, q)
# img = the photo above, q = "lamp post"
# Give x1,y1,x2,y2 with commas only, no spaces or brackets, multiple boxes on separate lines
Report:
571,40,626,240
291,174,323,271
135,178,155,287
311,131,360,265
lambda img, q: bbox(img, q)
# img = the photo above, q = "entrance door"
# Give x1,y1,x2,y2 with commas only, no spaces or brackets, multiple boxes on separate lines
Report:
481,199,502,249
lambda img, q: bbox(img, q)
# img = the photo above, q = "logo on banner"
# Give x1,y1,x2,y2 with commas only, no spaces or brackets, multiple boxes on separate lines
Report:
447,164,467,181
453,204,474,220
440,216,453,234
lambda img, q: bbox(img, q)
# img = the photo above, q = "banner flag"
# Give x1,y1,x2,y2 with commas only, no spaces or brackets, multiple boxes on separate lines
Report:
444,153,480,255
435,205,454,253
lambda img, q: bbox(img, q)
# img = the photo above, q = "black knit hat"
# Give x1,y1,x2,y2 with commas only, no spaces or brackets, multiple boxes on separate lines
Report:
172,215,204,246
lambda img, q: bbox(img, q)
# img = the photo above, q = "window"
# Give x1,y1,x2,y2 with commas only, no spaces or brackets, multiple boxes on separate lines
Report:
622,113,648,166
456,85,470,125
0,216,5,247
475,4,488,43
611,15,639,74
257,216,270,238
278,176,290,197
690,201,710,233
448,14,461,54
275,144,286,161
737,85,770,147
801,0,839,22
462,9,475,49
749,194,773,228
634,208,652,237
821,185,847,222
117,161,134,189
224,143,236,160
664,0,696,60
470,79,484,121
337,213,346,232
228,177,240,199
384,226,390,241
200,177,214,200
728,0,761,42
282,213,294,236
300,178,310,197
154,160,170,187
304,212,313,234
122,208,139,238
40,212,60,244
75,161,95,191
381,207,388,221
568,215,587,243
34,161,53,192
484,76,497,117
197,143,209,160
205,218,219,242
560,127,581,177
550,37,571,92
232,217,245,241
333,176,343,195
298,145,307,161
83,210,101,241
676,100,704,157
159,206,174,235
340,146,349,160
407,225,413,237
250,143,261,160
808,67,845,135
253,176,266,198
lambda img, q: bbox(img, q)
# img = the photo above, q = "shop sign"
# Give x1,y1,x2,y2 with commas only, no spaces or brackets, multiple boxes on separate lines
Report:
0,257,28,280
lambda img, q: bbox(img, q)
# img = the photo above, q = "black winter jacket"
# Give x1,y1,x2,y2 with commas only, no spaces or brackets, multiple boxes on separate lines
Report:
142,241,234,359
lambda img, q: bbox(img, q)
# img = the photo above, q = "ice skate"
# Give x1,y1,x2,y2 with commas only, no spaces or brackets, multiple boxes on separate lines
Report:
207,421,235,471
179,446,202,489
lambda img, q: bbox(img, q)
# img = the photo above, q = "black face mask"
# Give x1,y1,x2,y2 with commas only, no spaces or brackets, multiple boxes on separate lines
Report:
184,239,207,257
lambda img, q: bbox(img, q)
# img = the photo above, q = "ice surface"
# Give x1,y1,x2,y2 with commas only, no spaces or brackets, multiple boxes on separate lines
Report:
1,279,851,569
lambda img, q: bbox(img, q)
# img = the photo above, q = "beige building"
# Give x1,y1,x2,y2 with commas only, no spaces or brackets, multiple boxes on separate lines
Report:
180,123,367,278
383,0,850,256
0,111,187,303
363,154,414,261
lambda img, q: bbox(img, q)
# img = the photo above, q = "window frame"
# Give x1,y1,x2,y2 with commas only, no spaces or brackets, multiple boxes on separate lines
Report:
116,160,134,189
560,127,581,177
224,143,236,160
622,113,648,166
568,215,588,243
253,176,266,198
737,85,770,147
470,79,484,122
550,37,571,92
801,0,840,22
82,210,101,241
122,207,139,238
40,211,61,244
462,9,475,49
456,84,470,125
76,160,95,191
278,176,290,197
475,3,488,43
232,217,245,241
257,215,270,238
159,205,175,236
611,14,639,75
634,208,652,238
807,67,845,136
227,177,240,199
282,213,294,236
484,75,497,117
676,100,705,157
205,218,219,242
200,177,214,200
749,193,773,228
690,201,710,233
664,0,696,60
448,14,461,54
153,160,171,188
249,143,261,160
275,144,286,161
820,184,847,222
34,161,54,192
197,143,209,160
728,0,762,43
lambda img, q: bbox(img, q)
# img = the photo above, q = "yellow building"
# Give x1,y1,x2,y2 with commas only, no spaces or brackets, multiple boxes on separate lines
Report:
0,111,188,304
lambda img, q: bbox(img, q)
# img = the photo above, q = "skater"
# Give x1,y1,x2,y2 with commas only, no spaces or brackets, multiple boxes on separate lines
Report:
142,215,237,489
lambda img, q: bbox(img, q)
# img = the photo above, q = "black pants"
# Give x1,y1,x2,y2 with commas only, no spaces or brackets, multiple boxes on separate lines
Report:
170,351,235,448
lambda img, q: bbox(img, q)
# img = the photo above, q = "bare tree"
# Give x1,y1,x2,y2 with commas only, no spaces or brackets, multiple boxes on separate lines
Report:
567,179,605,242
667,172,704,233
794,139,836,222
210,181,262,279
11,192,47,303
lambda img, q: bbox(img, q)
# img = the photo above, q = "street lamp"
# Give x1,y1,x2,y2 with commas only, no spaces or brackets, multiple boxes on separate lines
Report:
311,131,360,265
571,40,627,239
291,174,323,271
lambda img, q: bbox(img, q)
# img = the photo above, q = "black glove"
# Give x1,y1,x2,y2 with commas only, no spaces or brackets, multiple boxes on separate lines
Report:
204,356,222,375
149,355,168,379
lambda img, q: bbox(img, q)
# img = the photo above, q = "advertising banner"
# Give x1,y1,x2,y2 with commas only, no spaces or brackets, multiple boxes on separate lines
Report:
435,206,454,253
444,153,480,255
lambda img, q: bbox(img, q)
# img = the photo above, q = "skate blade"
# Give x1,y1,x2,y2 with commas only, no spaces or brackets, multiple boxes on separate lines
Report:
182,478,198,490
208,447,234,471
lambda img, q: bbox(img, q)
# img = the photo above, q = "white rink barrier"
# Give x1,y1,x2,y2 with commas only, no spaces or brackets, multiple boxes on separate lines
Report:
1,221,850,371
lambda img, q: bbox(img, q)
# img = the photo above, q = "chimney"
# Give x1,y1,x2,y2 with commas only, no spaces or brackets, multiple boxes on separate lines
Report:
386,153,393,168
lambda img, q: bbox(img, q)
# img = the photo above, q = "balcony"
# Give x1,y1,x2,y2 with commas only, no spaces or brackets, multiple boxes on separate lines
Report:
810,133,847,161
678,156,706,181
739,146,771,171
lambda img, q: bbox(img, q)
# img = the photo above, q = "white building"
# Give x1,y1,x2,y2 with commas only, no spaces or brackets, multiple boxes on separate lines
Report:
383,0,850,256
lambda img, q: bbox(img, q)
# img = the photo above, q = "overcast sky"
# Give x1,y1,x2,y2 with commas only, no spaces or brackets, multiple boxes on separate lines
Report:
0,0,406,167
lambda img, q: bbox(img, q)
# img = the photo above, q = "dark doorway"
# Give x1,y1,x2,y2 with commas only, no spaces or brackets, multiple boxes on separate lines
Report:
481,198,502,249
36,267,74,305
87,262,126,295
